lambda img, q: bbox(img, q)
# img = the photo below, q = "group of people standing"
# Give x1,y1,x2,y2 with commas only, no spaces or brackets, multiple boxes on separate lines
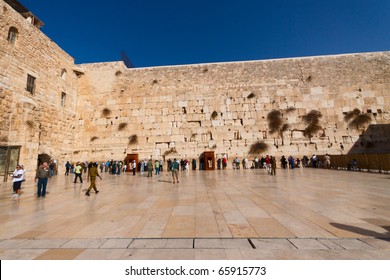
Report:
10,161,52,199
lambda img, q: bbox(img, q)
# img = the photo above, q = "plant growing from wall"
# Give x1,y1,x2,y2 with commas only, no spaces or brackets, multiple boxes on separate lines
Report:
267,110,283,133
285,107,296,113
302,110,322,138
26,120,34,129
163,147,177,156
344,108,372,132
102,108,111,117
118,122,128,131
248,141,268,155
267,110,290,145
211,111,218,120
344,108,361,122
128,134,138,145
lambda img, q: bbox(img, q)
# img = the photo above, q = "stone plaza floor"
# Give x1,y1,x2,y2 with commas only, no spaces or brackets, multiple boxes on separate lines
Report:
0,167,389,260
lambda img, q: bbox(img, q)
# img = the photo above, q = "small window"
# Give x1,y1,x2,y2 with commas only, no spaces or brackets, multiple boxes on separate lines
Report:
61,69,67,80
61,92,66,106
7,27,18,45
26,74,36,94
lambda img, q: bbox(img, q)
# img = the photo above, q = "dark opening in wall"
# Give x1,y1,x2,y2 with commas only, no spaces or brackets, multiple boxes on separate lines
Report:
182,107,187,114
188,121,201,127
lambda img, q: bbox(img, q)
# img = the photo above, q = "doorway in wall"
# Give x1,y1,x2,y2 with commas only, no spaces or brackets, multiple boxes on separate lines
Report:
203,151,215,170
125,154,139,172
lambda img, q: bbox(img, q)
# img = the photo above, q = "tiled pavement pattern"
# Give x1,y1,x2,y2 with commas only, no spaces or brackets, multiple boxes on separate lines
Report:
0,168,389,259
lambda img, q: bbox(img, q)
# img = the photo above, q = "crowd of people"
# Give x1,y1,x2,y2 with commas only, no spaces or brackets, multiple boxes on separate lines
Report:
10,153,338,200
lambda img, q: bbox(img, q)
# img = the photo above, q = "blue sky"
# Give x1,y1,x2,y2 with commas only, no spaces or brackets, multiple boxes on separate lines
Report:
21,0,390,67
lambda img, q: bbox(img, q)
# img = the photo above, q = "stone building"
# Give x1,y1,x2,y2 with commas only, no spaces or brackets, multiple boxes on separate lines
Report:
1,0,389,180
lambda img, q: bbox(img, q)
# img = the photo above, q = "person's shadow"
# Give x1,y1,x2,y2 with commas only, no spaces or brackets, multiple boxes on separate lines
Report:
330,223,390,241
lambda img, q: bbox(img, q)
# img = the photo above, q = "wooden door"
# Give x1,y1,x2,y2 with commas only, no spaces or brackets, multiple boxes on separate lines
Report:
203,151,215,170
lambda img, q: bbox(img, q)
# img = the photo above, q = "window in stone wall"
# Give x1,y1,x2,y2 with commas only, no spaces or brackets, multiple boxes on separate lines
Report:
61,92,66,106
7,26,18,45
26,74,36,94
234,131,241,140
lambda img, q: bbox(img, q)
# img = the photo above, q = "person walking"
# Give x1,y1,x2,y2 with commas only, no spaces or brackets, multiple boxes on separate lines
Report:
147,159,153,177
11,164,24,198
65,161,71,175
85,163,102,196
155,160,160,175
171,158,179,184
132,160,137,176
270,156,277,176
73,162,83,184
35,162,52,198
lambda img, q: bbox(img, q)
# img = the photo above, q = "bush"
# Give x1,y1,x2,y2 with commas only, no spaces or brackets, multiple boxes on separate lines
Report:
248,141,268,155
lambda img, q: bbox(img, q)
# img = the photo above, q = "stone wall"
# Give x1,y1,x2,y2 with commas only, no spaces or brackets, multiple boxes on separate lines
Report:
75,53,390,164
1,0,389,177
0,0,79,178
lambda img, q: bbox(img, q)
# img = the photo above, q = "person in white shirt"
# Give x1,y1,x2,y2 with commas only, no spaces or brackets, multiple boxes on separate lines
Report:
11,164,24,198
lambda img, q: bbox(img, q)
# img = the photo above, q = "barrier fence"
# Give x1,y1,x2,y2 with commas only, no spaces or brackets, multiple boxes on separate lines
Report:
316,154,390,172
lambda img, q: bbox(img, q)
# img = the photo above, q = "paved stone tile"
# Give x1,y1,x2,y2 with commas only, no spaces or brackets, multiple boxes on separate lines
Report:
331,238,376,250
251,239,297,250
225,248,244,260
34,249,85,260
1,169,390,259
165,238,193,249
288,238,329,250
314,249,364,260
221,238,253,249
122,249,157,260
0,239,28,249
0,249,48,260
239,249,277,260
75,249,129,260
356,249,390,260
99,238,133,249
15,239,69,249
128,239,168,249
271,249,324,260
317,238,345,249
194,238,224,249
195,249,228,260
360,238,390,249
150,249,195,260
61,238,107,249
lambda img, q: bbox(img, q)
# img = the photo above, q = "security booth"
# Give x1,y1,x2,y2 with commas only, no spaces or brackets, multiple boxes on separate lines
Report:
125,153,138,172
203,151,215,170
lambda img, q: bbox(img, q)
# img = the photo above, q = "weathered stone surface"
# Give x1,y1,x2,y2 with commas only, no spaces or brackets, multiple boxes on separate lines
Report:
0,0,389,178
